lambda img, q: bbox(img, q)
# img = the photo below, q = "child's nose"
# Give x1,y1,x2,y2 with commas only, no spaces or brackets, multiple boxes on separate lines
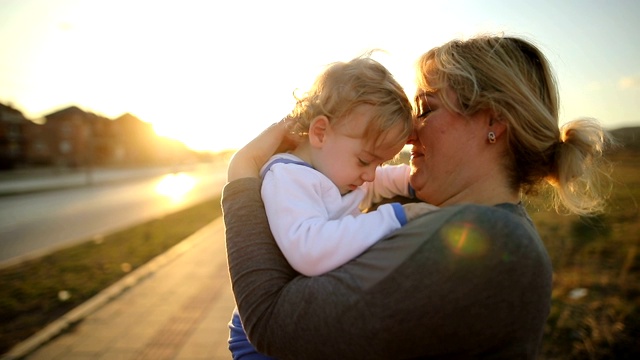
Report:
361,167,376,182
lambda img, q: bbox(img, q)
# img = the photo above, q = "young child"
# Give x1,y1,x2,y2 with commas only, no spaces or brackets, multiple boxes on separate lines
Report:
228,55,437,359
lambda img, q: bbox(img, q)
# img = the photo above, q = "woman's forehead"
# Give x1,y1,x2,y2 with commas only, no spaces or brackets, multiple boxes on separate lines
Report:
416,59,439,87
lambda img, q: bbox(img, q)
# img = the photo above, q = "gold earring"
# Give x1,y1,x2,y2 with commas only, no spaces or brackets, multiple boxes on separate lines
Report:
488,132,496,144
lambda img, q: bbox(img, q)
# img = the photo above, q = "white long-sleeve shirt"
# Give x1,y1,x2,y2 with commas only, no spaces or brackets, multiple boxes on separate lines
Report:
260,153,412,276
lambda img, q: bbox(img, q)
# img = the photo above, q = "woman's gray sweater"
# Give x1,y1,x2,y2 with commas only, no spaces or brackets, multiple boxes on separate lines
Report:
222,178,552,359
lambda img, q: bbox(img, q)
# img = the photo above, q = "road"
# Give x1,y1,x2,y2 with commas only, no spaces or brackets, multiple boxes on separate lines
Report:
0,162,228,267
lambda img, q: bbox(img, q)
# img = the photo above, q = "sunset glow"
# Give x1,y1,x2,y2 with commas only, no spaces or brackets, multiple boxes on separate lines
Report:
1,0,638,152
155,173,197,202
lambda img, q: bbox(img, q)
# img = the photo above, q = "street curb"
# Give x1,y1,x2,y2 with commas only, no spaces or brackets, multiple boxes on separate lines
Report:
0,218,221,360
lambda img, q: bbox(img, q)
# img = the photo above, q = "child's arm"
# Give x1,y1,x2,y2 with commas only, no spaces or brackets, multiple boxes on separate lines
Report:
362,163,439,221
360,164,412,208
262,165,406,277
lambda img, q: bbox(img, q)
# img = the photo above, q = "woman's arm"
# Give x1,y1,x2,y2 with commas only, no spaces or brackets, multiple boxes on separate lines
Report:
223,180,552,360
222,177,298,337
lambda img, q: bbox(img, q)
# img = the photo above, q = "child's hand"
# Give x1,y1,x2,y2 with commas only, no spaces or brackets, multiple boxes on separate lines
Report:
227,117,300,182
402,203,439,222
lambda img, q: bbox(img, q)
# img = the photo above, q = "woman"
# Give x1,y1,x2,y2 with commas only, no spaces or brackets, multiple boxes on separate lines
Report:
222,35,613,359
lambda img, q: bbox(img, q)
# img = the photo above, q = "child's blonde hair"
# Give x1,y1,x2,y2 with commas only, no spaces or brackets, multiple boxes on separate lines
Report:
289,54,413,146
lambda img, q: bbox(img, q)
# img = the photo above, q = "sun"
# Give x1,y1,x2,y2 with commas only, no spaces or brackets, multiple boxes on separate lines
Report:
148,111,261,153
151,119,215,152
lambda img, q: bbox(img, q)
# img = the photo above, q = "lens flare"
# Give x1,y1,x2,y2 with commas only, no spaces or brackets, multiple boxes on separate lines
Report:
441,222,489,258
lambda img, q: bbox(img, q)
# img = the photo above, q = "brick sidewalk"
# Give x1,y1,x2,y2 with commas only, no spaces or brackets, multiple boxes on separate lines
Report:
7,217,235,360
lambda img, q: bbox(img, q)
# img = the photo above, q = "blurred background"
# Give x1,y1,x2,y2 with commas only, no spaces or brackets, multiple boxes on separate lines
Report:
1,0,639,154
0,0,639,359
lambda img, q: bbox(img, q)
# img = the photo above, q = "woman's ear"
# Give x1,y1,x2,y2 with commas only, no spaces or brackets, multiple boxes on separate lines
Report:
489,116,507,139
487,110,507,140
308,116,330,148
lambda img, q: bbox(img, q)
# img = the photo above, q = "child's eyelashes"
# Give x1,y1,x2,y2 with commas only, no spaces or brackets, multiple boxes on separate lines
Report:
358,158,371,166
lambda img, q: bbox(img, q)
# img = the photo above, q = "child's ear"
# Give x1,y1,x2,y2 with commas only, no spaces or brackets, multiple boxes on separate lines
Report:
308,116,330,148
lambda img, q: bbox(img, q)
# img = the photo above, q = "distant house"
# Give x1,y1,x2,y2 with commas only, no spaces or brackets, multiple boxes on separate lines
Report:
113,113,159,164
88,111,120,165
43,106,97,167
0,103,194,170
0,103,30,169
22,119,51,165
113,113,192,165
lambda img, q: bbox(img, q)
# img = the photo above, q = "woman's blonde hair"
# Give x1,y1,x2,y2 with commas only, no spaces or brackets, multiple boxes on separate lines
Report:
288,54,413,146
416,34,614,216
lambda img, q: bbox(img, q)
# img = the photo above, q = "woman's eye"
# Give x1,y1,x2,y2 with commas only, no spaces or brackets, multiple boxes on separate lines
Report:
415,96,433,119
418,109,431,118
417,105,432,118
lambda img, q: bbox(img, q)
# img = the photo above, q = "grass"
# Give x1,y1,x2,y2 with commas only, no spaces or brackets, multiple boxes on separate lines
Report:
0,195,222,355
0,149,638,359
527,149,640,359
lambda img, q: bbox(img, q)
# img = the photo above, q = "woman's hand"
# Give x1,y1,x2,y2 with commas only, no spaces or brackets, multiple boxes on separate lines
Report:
227,117,300,182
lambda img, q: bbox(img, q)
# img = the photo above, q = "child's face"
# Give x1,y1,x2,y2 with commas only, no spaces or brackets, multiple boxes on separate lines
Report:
314,106,407,195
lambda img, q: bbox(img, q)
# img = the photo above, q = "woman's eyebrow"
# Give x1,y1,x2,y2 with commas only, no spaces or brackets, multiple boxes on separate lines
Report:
414,91,434,104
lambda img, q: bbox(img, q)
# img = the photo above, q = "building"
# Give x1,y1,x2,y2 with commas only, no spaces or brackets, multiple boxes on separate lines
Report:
0,102,194,170
0,103,30,169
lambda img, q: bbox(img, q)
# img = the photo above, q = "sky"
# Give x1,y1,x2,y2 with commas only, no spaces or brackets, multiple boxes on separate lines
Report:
1,0,639,152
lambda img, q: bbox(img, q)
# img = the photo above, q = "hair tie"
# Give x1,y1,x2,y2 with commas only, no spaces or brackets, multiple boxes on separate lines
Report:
547,140,562,164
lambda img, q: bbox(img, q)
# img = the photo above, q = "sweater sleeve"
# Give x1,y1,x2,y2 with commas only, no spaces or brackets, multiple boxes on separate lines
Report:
222,178,298,331
359,164,412,209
